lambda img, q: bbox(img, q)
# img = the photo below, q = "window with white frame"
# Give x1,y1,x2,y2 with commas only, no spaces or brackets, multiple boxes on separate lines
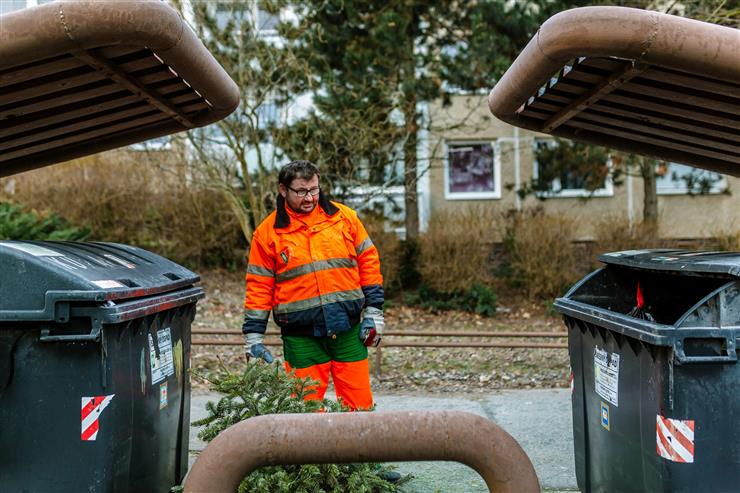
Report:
656,162,727,195
533,138,612,198
444,141,501,200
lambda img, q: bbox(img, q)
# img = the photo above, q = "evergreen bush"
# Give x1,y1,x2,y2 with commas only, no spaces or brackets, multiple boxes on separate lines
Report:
405,283,496,317
190,362,405,493
0,202,90,241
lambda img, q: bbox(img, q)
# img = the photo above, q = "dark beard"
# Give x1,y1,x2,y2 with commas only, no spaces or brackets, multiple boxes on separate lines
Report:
287,201,315,215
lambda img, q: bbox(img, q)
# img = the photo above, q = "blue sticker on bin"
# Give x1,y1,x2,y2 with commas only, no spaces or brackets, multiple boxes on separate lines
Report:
601,402,610,431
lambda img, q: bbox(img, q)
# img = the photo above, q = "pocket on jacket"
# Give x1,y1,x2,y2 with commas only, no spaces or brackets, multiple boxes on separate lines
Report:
341,228,357,258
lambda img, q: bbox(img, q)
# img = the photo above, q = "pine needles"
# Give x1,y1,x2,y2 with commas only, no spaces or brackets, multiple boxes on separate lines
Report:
191,361,405,493
0,202,89,241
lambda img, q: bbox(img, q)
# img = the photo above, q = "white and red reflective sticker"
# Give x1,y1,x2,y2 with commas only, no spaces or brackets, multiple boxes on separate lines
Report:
81,394,115,441
656,414,695,463
569,371,574,393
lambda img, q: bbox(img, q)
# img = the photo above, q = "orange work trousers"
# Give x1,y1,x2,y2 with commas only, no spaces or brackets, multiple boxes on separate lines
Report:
284,358,373,411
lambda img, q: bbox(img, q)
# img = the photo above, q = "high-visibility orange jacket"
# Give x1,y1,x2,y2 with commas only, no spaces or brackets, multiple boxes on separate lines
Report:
243,194,383,337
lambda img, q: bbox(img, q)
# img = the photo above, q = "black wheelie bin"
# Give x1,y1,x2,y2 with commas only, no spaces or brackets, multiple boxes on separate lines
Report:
555,249,740,493
0,240,204,492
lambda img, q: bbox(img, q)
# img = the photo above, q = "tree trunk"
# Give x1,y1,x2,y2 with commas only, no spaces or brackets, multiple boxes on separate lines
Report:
402,10,419,241
403,97,419,241
641,157,659,226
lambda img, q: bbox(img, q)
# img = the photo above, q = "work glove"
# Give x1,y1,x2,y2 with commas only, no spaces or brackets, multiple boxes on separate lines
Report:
244,332,274,363
359,306,384,347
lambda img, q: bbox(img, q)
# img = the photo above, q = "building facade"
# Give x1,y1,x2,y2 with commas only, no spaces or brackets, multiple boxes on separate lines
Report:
423,95,738,241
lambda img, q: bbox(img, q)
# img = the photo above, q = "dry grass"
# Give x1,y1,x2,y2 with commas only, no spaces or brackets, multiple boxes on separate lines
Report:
363,215,403,294
502,209,582,300
592,215,665,254
191,269,570,394
0,150,244,268
713,226,740,252
418,206,496,292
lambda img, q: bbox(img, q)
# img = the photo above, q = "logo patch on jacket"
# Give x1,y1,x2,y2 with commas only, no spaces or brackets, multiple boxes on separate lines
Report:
280,248,290,264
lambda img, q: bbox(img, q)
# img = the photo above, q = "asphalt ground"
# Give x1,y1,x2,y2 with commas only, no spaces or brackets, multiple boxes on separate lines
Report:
189,388,578,492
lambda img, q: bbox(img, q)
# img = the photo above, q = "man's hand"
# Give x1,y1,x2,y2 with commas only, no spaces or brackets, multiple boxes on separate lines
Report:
359,306,384,347
244,332,274,363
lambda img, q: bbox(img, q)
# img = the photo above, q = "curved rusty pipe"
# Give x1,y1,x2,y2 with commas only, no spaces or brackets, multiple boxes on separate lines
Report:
489,6,740,119
184,411,540,493
0,0,239,118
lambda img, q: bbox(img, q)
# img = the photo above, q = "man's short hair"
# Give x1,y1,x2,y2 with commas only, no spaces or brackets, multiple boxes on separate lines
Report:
278,160,320,187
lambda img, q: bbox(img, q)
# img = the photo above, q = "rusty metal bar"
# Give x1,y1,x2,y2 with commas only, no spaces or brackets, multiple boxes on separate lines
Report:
0,55,83,88
0,113,171,163
71,48,196,128
569,110,740,155
543,61,646,132
487,6,740,176
0,0,239,177
562,118,738,163
0,94,142,137
0,83,121,120
637,67,740,98
489,7,740,118
587,102,740,142
619,79,740,115
0,106,160,149
191,339,568,349
192,329,567,338
602,92,739,130
184,411,540,493
0,68,106,106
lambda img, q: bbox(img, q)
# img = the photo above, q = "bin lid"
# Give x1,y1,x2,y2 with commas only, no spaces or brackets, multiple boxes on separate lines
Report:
599,249,740,277
0,241,200,314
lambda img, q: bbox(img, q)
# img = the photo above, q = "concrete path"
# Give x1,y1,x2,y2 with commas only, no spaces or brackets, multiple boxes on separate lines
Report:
189,389,578,492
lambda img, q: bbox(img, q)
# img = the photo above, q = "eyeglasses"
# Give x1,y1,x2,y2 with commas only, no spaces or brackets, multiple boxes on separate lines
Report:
287,186,320,198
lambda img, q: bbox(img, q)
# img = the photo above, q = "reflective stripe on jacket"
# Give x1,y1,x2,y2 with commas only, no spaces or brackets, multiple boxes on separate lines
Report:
243,195,383,337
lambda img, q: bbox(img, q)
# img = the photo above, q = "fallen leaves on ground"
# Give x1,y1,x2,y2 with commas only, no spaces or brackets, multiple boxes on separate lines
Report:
191,269,571,394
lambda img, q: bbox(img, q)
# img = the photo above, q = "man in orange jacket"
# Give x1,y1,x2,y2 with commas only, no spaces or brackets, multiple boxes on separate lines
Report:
241,160,384,411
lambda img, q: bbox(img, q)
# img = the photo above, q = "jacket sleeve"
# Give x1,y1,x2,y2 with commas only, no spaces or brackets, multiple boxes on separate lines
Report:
242,230,275,334
352,214,384,309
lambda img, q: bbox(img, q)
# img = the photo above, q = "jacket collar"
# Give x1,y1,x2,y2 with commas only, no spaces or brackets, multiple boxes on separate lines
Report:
274,191,339,229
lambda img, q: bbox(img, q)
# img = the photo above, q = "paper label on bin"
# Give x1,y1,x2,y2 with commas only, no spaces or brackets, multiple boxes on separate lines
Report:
92,280,125,289
602,249,651,257
149,327,175,385
0,241,63,257
594,347,619,407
